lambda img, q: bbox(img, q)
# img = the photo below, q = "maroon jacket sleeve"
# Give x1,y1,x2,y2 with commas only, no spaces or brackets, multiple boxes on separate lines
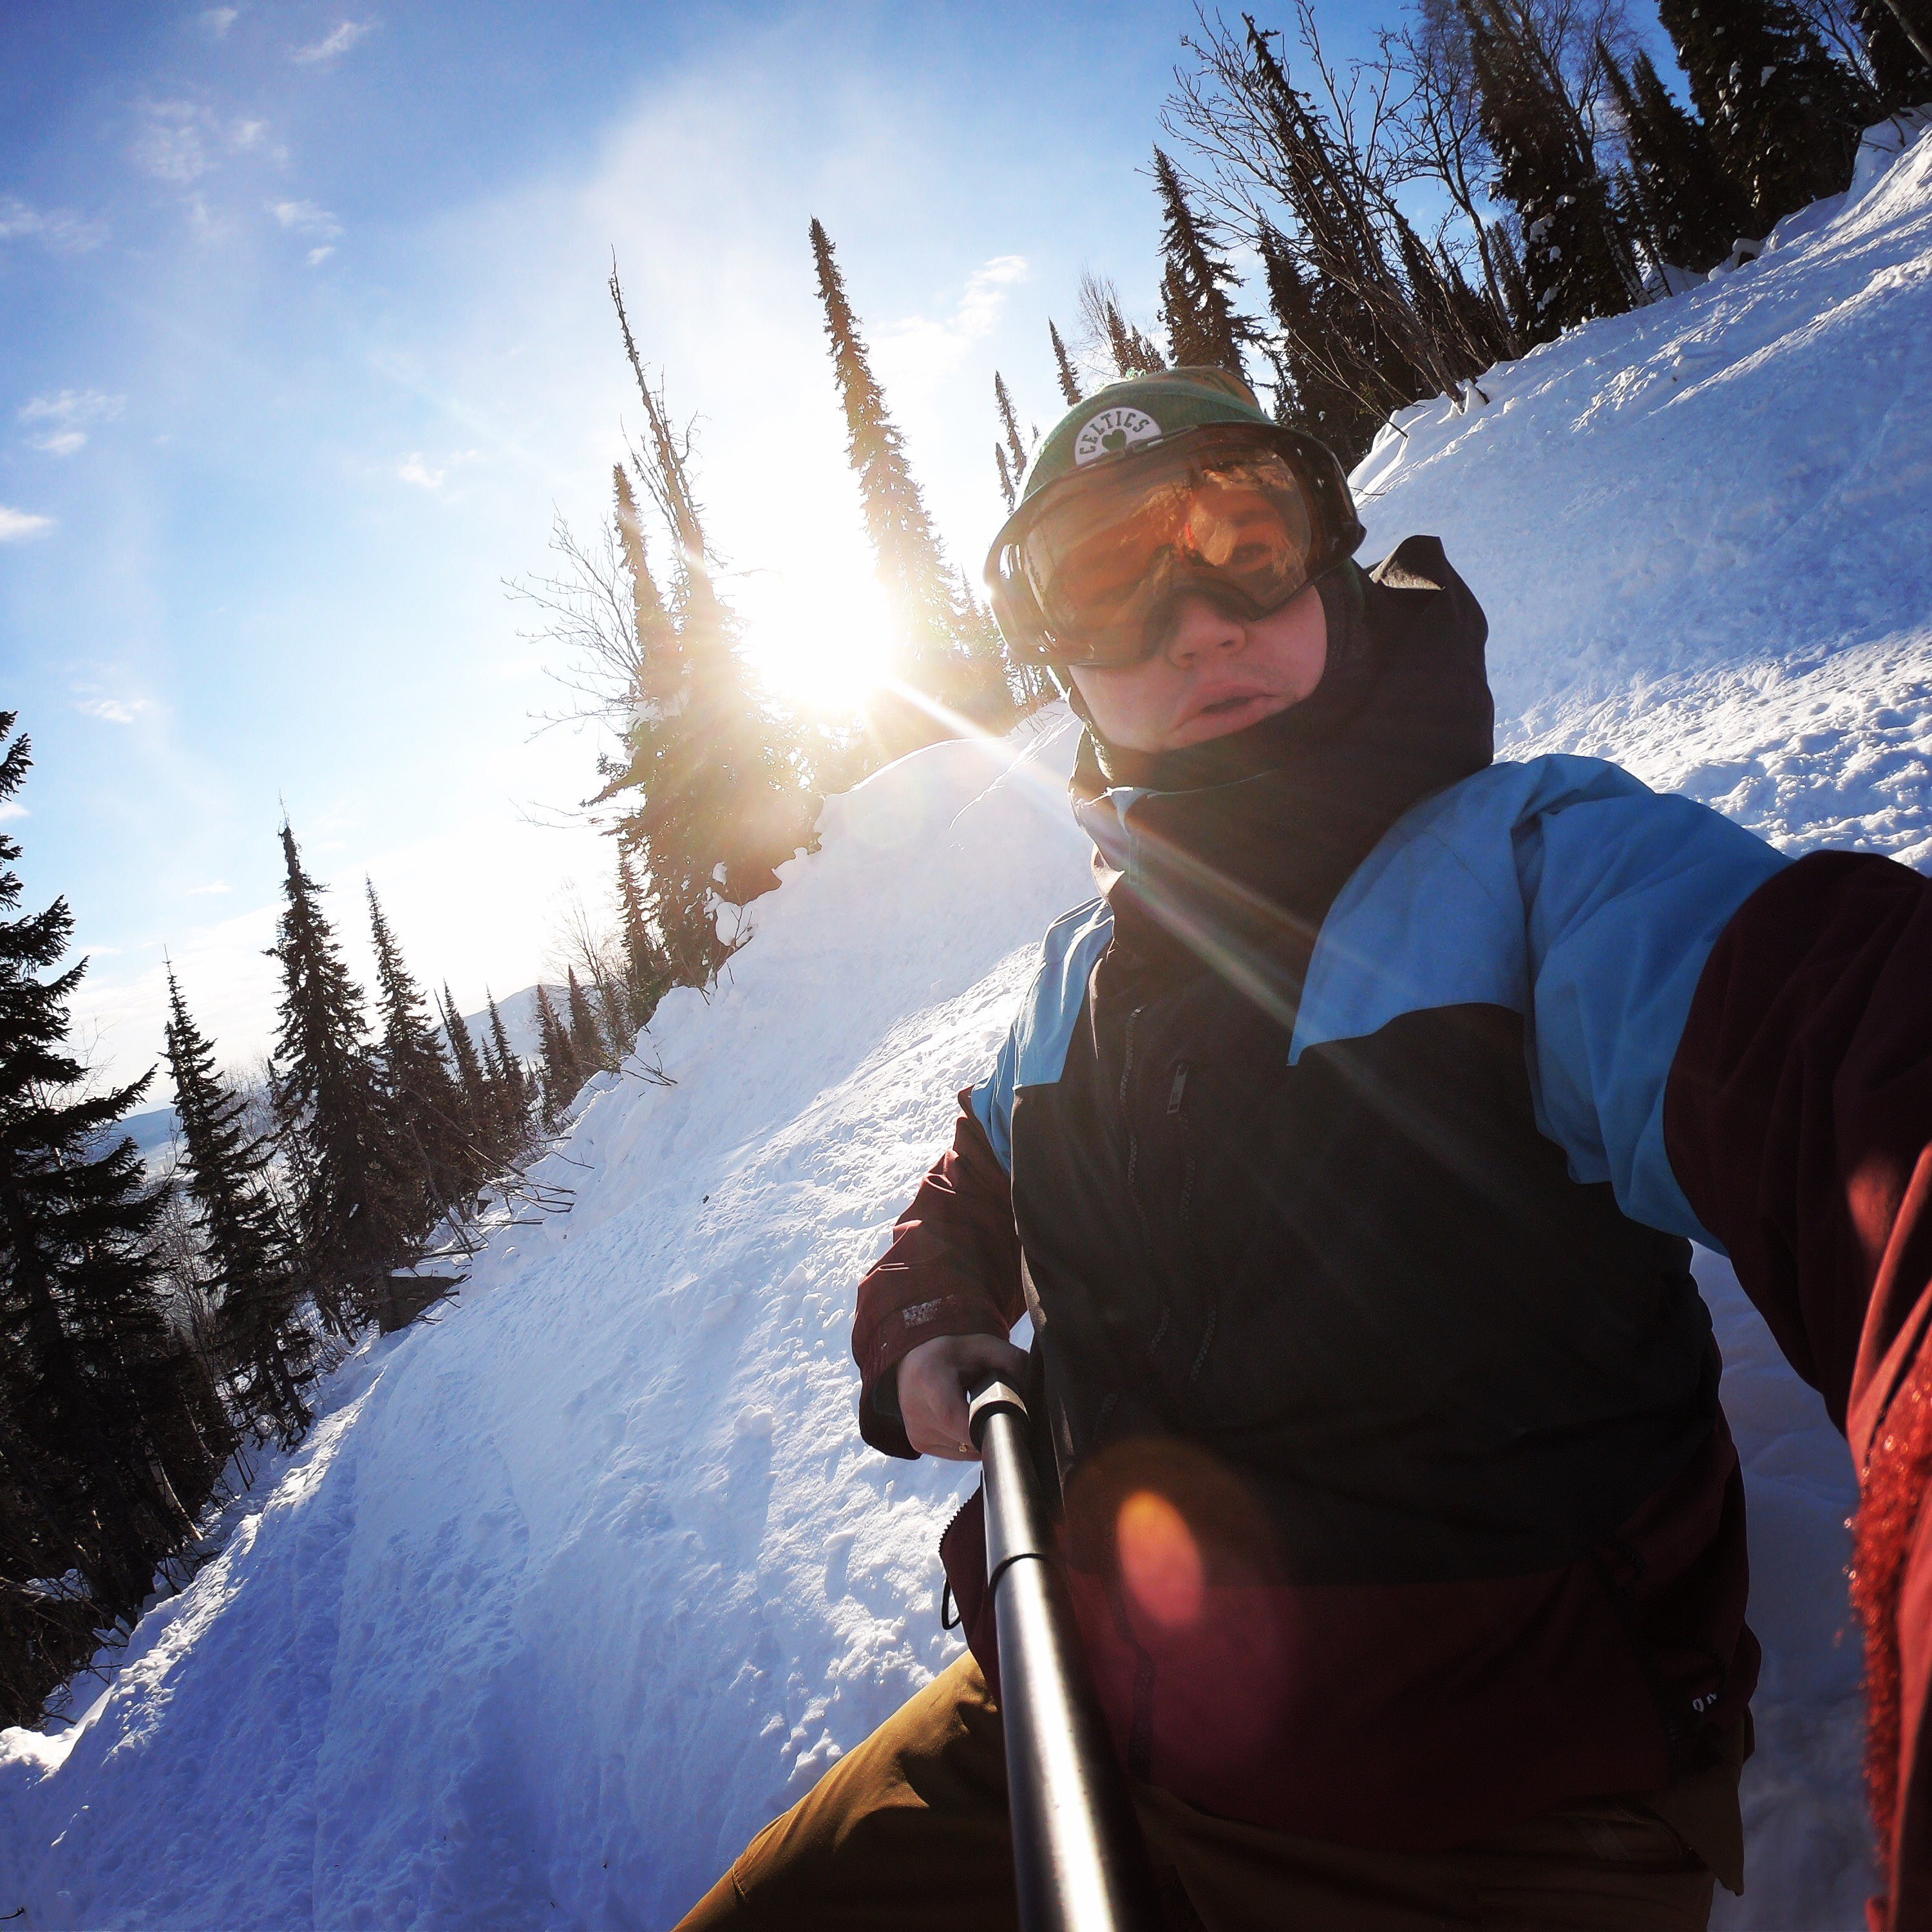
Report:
1665,850,1932,1922
850,1091,1026,1459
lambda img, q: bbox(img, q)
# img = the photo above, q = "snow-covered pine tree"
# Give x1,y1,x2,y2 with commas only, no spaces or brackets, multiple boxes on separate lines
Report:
808,219,1016,743
1152,147,1253,378
164,966,313,1446
1603,44,1756,274
365,884,476,1225
0,714,232,1723
1463,0,1640,339
1048,319,1085,405
1655,0,1866,230
267,822,417,1334
531,984,581,1128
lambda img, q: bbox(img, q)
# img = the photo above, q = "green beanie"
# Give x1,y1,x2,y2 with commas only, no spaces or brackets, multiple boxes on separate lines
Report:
1019,366,1273,504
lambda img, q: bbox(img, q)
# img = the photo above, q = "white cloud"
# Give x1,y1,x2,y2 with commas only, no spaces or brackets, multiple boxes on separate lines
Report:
398,454,445,488
0,196,106,253
200,6,239,37
956,254,1028,335
291,19,372,63
19,390,124,457
0,506,54,542
307,245,335,267
269,198,341,237
232,118,268,150
875,252,1030,393
131,102,213,184
0,802,28,824
75,696,151,724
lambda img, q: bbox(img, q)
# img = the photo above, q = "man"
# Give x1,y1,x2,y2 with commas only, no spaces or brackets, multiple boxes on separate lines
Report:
680,368,1932,1928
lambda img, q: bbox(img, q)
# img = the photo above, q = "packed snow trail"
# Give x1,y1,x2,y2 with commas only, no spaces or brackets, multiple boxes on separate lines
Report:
4,113,1930,1931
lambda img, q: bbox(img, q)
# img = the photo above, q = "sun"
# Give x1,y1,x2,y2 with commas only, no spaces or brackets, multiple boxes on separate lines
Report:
732,567,895,717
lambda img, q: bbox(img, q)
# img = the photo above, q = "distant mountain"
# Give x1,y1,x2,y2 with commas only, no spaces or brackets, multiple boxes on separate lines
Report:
439,983,562,1068
118,1105,181,1161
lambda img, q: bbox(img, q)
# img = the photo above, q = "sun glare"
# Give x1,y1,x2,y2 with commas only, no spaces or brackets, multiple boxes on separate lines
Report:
734,568,896,717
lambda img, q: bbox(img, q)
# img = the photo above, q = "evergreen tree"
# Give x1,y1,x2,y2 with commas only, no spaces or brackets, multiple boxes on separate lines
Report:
993,373,1031,489
1860,0,1932,108
1604,45,1756,273
808,218,1016,742
0,715,232,1722
1048,319,1084,406
1392,211,1484,380
595,281,817,985
365,884,474,1220
1079,272,1166,379
564,969,607,1081
1151,147,1252,377
439,983,491,1150
532,985,582,1128
614,843,668,1036
1222,23,1456,437
1463,0,1640,340
1488,218,1536,339
267,822,416,1334
163,967,312,1446
1256,223,1387,462
995,443,1018,515
1436,238,1514,369
484,991,533,1144
1656,0,1866,229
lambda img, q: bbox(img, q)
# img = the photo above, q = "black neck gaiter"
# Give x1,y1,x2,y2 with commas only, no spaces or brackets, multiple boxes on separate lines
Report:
1070,553,1495,1023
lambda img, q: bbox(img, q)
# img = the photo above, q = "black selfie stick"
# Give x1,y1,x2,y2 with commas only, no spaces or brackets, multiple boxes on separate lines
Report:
965,1374,1163,1932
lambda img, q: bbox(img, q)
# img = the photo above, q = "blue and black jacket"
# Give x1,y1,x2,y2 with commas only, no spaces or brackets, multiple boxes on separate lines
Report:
851,539,1932,1888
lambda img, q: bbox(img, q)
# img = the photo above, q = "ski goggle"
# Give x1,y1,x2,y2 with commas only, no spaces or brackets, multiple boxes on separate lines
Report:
984,423,1365,668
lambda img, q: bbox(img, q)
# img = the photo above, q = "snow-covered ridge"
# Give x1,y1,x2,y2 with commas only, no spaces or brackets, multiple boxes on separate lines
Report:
4,117,1930,1931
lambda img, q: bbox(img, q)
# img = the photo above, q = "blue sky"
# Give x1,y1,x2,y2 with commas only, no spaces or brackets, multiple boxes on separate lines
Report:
1,0,1665,1094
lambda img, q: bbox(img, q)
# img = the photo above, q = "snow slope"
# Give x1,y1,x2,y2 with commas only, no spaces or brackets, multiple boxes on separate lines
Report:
5,117,1931,1931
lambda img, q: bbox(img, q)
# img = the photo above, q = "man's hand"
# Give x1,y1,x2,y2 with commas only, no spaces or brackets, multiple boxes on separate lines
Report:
898,1333,1030,1461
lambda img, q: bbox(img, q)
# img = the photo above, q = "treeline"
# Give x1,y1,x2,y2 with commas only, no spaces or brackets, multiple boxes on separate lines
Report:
0,710,649,1728
981,0,1931,473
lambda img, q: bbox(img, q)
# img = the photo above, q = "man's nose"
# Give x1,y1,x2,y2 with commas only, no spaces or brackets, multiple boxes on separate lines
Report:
1162,594,1246,666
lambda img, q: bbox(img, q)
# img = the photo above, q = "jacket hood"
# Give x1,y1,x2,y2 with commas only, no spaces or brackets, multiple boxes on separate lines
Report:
1068,536,1494,1023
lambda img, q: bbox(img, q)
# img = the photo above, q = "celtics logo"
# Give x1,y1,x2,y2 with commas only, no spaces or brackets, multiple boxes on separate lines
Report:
1073,406,1162,466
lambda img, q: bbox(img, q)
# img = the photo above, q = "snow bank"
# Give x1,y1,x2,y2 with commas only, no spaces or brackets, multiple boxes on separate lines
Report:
5,116,1931,1931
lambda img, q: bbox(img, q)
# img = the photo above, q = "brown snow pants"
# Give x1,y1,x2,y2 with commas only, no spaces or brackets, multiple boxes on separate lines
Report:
674,1654,1736,1931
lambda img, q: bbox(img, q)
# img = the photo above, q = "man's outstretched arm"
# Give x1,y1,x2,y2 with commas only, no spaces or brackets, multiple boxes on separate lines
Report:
850,1092,1028,1460
1665,850,1932,1921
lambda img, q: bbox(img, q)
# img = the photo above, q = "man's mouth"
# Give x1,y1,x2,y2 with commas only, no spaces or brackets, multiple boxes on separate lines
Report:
1184,685,1273,725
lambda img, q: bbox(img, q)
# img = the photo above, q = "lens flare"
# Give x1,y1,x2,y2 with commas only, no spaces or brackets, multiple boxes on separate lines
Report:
734,569,895,715
1116,1490,1204,1629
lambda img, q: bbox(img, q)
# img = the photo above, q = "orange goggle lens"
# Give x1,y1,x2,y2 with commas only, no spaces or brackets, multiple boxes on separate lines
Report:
987,428,1359,667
